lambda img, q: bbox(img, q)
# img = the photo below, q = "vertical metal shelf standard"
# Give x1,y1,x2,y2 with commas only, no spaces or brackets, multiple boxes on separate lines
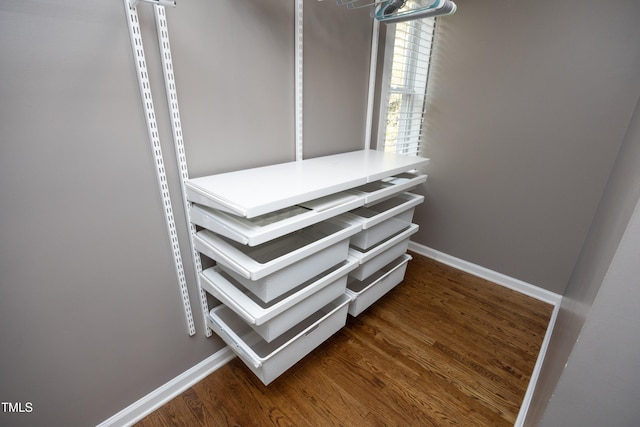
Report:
123,0,313,337
124,0,196,336
153,4,213,337
295,0,304,161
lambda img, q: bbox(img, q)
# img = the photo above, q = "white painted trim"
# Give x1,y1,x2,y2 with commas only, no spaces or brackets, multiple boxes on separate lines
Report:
100,244,561,427
515,301,560,427
408,241,562,426
364,18,380,150
97,347,235,427
408,241,562,305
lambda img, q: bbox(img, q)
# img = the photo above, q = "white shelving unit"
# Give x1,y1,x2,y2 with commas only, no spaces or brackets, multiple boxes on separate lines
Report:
187,149,428,384
186,149,427,218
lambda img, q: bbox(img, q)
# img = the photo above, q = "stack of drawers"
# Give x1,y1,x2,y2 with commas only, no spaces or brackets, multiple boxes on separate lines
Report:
343,192,423,316
185,150,427,385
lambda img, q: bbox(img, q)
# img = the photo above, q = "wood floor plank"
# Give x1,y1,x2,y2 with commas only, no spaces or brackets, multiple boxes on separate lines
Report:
136,253,553,426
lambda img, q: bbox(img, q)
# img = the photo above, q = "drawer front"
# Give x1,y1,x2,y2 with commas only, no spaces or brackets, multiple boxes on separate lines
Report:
352,172,427,205
350,239,411,281
349,209,414,251
345,254,411,316
355,192,424,229
348,224,418,281
345,192,423,251
190,191,364,247
200,259,358,342
250,276,346,342
194,218,361,281
207,294,351,385
222,239,350,303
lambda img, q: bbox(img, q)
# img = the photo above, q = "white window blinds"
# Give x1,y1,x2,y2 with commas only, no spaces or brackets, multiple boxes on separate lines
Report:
380,17,436,156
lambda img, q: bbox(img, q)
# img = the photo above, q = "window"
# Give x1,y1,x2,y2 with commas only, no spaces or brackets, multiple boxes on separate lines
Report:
379,17,436,156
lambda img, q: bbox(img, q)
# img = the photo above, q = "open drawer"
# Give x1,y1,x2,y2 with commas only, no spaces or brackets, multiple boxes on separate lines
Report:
345,254,411,316
194,217,361,302
351,172,427,205
207,294,351,385
190,191,364,247
200,258,358,342
348,223,418,281
344,192,424,251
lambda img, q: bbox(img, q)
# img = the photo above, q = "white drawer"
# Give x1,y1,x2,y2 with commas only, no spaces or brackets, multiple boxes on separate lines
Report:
194,218,361,295
190,191,364,247
200,258,358,342
345,254,411,316
221,238,350,303
348,223,418,281
344,192,424,251
352,172,427,205
207,294,351,385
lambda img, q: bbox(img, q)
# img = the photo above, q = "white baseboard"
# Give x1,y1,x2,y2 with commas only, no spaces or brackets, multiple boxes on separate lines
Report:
514,301,560,427
408,242,562,305
97,347,235,427
408,241,561,426
100,244,561,427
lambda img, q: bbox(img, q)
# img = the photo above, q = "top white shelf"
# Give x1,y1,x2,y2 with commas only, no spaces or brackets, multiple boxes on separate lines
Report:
185,150,429,218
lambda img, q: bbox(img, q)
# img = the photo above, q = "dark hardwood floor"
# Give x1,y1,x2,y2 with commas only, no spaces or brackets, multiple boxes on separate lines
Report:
137,252,553,426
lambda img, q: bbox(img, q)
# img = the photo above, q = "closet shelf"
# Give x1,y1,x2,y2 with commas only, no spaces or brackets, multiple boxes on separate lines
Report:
185,149,429,218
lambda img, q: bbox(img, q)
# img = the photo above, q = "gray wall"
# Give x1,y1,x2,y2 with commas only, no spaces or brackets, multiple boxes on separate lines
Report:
303,1,372,158
409,0,640,423
539,197,640,426
0,1,371,426
169,0,296,177
528,90,640,426
414,0,640,294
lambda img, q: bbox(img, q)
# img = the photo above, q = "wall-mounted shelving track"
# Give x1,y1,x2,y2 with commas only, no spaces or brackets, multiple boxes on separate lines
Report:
152,4,213,337
123,0,196,336
295,0,304,161
122,0,311,337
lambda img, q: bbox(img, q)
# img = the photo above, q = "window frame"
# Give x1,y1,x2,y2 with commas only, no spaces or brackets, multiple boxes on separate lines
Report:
377,17,437,156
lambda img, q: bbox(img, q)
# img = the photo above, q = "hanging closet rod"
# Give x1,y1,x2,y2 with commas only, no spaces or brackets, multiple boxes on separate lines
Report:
332,0,457,23
129,0,176,8
336,0,387,10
